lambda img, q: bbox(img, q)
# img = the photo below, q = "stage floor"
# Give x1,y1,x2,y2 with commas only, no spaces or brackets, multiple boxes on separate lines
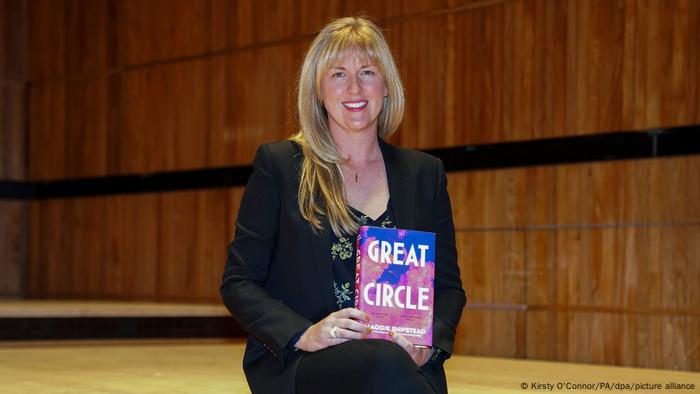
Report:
1,340,698,393
0,299,230,317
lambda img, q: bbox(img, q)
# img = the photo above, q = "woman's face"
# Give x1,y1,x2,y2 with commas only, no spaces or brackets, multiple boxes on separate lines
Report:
320,54,388,136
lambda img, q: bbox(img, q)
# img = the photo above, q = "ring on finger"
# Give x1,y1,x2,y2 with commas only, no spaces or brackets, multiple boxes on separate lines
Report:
329,326,339,339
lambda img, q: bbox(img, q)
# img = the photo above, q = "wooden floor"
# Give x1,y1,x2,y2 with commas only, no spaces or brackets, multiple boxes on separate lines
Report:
1,340,698,393
0,299,230,317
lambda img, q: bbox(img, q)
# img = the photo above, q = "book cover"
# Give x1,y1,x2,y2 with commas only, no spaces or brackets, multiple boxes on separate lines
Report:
354,226,435,347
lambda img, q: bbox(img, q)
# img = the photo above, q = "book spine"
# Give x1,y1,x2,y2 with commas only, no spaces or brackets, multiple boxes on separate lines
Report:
354,229,362,310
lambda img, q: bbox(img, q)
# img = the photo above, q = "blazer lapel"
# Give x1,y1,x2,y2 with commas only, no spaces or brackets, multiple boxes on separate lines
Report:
380,139,416,230
307,139,417,316
309,217,337,314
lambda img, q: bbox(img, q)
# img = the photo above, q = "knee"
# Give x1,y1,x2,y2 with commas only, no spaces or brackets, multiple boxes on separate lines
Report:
363,340,423,390
339,339,417,375
366,340,416,371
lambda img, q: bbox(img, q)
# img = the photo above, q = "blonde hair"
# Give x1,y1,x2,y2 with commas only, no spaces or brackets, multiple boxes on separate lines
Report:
290,16,405,236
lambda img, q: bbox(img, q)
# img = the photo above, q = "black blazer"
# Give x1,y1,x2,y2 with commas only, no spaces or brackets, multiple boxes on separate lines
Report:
221,139,466,394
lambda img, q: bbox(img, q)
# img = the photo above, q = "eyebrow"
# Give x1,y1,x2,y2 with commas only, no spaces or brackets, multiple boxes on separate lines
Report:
329,64,376,70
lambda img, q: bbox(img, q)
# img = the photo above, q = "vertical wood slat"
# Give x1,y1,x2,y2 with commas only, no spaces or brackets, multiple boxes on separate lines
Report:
570,0,634,134
0,201,25,296
64,78,109,178
634,0,700,128
1,0,27,298
1,84,26,180
389,16,448,149
1,0,27,81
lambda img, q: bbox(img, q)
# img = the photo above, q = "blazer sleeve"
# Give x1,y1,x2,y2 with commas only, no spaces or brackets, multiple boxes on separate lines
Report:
432,158,467,357
220,144,311,359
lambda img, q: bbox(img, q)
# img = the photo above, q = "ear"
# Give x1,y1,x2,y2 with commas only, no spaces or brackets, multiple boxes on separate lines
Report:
383,82,388,97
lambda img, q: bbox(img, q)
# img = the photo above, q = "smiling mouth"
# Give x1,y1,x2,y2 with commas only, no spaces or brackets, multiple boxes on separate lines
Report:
342,100,368,111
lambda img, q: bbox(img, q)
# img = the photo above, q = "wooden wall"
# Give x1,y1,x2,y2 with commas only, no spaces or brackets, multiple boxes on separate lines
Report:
12,0,700,370
450,156,700,370
0,0,27,297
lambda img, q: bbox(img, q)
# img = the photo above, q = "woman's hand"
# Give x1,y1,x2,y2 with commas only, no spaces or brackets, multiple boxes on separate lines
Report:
388,331,432,367
295,308,372,352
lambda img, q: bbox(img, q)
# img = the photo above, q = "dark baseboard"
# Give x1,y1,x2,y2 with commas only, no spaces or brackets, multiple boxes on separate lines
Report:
0,316,246,341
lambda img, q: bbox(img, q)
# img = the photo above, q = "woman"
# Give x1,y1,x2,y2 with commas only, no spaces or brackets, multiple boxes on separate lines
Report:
221,17,466,394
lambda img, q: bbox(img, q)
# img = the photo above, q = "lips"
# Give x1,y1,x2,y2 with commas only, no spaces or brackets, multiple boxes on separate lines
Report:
342,100,368,111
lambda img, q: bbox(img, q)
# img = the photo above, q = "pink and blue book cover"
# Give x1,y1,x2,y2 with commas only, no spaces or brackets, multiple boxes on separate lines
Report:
354,226,435,347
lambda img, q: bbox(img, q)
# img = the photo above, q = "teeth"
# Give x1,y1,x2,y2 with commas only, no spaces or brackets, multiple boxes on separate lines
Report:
343,101,367,108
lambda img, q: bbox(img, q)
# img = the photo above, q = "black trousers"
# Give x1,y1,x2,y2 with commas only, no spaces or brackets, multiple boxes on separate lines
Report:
295,339,444,394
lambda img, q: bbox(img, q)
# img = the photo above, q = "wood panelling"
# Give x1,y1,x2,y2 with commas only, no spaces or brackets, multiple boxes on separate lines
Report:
28,81,66,179
457,231,525,305
448,165,555,229
450,158,699,370
0,201,25,296
1,0,27,81
567,0,635,134
526,225,700,309
27,188,243,302
1,84,25,180
25,76,114,180
27,0,66,81
633,0,700,128
456,309,525,358
211,0,299,49
555,156,700,225
16,0,700,372
120,60,209,173
448,156,700,229
1,0,26,298
0,82,26,293
27,0,112,80
390,16,449,149
208,44,301,168
527,312,700,371
24,0,700,179
117,0,210,66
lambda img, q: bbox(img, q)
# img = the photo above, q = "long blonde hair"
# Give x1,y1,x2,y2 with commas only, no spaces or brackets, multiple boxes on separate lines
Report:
291,16,405,236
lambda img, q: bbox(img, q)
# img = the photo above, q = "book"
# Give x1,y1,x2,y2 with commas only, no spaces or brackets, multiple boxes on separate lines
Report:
354,226,435,347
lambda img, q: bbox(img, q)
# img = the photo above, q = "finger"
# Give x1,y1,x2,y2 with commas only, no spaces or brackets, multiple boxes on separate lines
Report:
388,331,415,353
333,318,372,334
414,348,432,367
334,308,370,322
331,327,365,340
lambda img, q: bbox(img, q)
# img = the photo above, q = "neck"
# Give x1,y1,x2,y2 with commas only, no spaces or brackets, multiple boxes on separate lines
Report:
330,128,382,164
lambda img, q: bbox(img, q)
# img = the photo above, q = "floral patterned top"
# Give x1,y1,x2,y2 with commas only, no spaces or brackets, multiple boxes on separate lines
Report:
331,201,396,310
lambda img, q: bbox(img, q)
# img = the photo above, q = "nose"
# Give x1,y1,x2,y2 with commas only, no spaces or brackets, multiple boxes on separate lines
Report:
346,75,360,94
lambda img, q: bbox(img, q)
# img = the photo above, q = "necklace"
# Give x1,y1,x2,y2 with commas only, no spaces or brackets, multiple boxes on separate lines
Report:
340,163,360,183
341,149,381,183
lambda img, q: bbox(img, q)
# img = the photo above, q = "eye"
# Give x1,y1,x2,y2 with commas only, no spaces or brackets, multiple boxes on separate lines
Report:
331,71,346,78
360,69,376,77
